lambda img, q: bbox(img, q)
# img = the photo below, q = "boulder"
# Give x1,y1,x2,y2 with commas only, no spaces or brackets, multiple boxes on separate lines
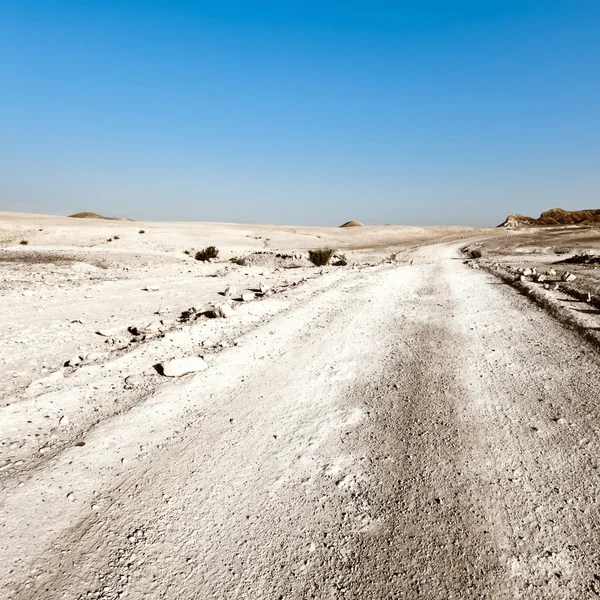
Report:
241,292,255,302
161,357,207,377
562,272,577,282
223,286,238,298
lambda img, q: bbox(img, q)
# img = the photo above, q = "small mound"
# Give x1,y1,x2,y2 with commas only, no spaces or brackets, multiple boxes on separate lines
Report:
339,220,364,228
69,212,134,221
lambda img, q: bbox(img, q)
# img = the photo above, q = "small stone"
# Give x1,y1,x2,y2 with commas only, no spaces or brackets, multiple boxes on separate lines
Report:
258,282,271,294
160,356,208,377
562,272,577,282
67,492,75,502
241,292,255,302
142,285,160,292
125,375,144,387
59,415,69,426
66,355,82,367
223,286,238,297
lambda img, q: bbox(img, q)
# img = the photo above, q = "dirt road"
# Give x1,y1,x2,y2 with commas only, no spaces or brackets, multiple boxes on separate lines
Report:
3,242,600,599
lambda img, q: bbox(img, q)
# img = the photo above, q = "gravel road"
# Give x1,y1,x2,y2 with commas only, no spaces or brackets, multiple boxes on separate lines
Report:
3,241,600,599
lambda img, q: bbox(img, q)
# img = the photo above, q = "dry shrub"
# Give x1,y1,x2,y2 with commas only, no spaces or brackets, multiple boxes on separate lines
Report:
308,248,334,266
195,246,219,262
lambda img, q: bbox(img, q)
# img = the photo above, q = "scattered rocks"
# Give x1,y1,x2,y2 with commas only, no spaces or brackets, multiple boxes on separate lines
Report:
160,356,207,377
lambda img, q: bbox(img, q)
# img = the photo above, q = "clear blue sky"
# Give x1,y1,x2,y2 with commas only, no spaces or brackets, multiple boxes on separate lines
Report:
1,1,599,226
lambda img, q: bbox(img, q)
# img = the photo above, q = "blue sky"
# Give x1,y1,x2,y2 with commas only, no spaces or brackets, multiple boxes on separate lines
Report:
1,1,599,226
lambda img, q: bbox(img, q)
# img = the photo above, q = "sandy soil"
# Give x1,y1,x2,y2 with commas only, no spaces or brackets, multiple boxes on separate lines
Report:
2,213,600,599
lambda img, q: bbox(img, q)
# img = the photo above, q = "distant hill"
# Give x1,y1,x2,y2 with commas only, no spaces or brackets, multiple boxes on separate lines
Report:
339,220,364,228
69,212,134,221
498,208,600,228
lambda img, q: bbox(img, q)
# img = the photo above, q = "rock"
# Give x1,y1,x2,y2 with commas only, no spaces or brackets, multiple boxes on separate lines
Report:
142,285,160,292
125,374,144,387
258,282,271,294
543,283,551,289
547,269,557,276
95,330,113,337
241,292,255,302
66,355,82,367
160,356,208,377
471,263,480,269
210,303,235,318
84,351,108,362
523,268,534,277
536,274,547,282
587,293,592,303
562,272,577,282
180,307,197,321
519,275,527,281
129,321,165,336
59,415,69,426
223,286,238,297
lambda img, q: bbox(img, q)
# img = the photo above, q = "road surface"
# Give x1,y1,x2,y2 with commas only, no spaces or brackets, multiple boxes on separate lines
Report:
2,242,600,599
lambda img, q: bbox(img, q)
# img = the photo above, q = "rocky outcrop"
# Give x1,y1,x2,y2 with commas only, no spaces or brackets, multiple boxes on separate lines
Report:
498,208,600,228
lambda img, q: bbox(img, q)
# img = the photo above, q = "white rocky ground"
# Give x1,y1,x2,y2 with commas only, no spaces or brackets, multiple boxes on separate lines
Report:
1,213,600,599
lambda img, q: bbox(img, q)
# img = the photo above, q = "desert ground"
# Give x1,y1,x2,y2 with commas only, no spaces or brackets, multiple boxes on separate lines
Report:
2,212,600,599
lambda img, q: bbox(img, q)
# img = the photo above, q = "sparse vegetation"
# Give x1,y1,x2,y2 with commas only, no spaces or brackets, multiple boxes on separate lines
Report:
470,248,483,259
230,256,247,266
308,248,334,266
195,246,219,262
19,240,28,245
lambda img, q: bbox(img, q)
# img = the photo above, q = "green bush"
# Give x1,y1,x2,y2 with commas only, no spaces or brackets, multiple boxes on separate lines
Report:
195,246,219,262
308,248,334,266
230,256,247,266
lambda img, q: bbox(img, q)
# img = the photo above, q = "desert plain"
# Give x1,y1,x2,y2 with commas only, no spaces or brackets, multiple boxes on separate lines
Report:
2,211,600,599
